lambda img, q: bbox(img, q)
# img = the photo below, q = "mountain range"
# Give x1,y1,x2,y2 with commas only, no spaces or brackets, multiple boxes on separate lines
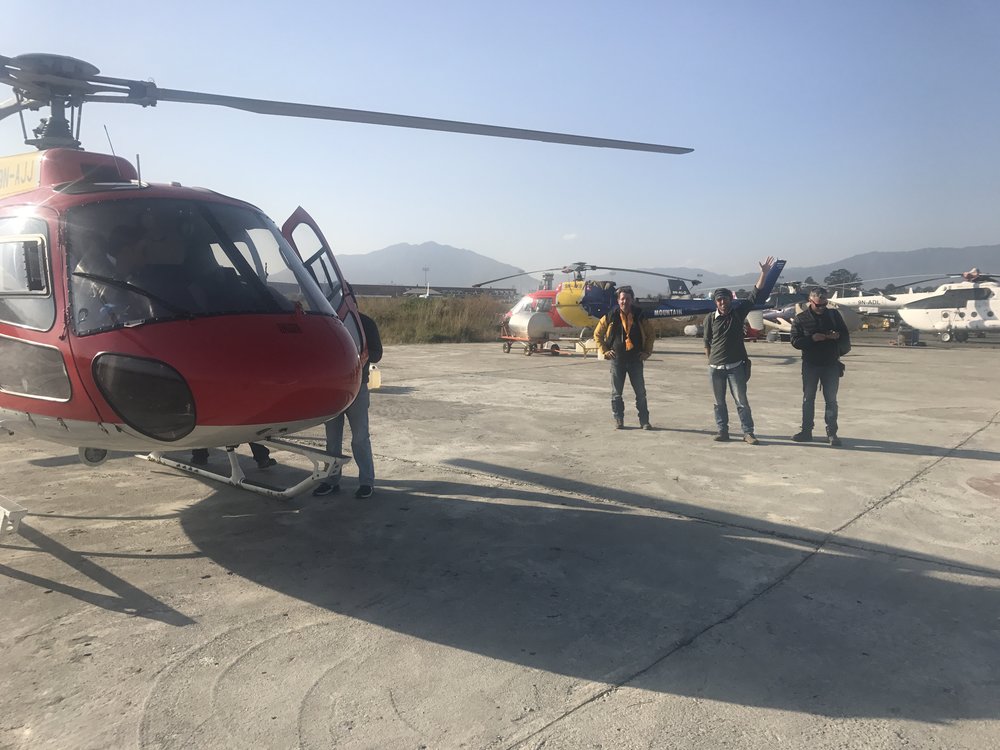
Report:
333,242,999,295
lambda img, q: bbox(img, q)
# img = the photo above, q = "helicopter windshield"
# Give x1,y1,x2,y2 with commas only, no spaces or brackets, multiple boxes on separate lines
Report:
65,198,335,334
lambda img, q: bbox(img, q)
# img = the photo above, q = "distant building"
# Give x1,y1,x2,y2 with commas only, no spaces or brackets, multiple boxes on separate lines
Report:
351,284,517,301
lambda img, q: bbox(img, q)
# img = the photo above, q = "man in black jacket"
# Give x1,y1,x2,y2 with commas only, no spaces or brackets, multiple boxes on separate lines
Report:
790,287,850,446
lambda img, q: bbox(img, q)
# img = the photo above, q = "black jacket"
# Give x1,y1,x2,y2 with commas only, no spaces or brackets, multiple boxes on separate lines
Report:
360,312,383,383
790,306,850,366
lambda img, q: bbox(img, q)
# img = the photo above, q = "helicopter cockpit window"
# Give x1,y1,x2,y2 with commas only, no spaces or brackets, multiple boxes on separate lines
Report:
534,298,552,313
65,198,336,335
512,296,534,314
0,237,47,294
0,216,56,331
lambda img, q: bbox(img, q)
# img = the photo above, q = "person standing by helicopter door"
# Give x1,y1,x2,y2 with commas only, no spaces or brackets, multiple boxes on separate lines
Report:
593,286,655,429
314,311,383,498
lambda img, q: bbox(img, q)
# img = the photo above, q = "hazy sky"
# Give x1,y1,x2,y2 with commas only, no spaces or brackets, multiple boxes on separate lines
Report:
3,1,998,275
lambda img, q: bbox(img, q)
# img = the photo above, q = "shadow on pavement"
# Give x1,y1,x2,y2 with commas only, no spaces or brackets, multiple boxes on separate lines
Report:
0,523,196,626
179,467,1000,721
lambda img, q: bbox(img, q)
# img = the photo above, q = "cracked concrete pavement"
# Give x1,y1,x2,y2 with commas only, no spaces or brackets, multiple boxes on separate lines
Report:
2,335,999,749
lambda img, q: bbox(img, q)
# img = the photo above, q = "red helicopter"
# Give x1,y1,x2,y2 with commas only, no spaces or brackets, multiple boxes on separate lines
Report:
0,53,693,497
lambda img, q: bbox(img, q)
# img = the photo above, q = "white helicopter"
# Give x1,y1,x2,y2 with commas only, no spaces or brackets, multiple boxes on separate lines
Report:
828,274,953,313
894,269,999,342
830,269,998,342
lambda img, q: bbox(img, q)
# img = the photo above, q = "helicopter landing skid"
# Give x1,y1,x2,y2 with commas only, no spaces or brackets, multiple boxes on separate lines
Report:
0,495,27,540
144,437,349,500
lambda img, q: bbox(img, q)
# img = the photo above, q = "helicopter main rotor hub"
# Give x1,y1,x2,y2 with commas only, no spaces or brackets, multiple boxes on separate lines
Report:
2,53,106,149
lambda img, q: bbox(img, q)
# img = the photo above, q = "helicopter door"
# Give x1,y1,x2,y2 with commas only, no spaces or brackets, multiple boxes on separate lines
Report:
280,207,364,355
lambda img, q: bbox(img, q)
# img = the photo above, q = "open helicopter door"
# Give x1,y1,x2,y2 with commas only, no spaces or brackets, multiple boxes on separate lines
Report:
280,207,366,363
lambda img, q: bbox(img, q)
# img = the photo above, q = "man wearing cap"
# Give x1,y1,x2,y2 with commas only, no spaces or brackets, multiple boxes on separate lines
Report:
593,286,655,429
703,256,775,444
790,286,850,446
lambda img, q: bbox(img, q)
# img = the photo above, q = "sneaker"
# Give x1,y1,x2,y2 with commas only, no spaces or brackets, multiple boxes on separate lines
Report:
743,433,760,445
256,457,277,469
640,422,653,431
791,430,813,442
312,482,340,497
828,433,842,447
355,485,374,499
714,431,730,442
614,418,624,430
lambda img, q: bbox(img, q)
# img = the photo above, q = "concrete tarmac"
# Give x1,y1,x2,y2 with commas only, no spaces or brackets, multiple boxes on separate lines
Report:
1,336,998,749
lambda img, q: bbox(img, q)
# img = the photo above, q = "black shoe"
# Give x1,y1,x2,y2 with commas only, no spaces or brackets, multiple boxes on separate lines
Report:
355,485,374,499
614,418,624,429
714,431,730,442
312,482,340,497
256,457,277,469
792,431,813,442
828,433,842,446
640,422,653,430
743,433,760,445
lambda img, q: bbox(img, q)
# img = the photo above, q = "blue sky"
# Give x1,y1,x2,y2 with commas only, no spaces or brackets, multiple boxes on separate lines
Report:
3,1,998,276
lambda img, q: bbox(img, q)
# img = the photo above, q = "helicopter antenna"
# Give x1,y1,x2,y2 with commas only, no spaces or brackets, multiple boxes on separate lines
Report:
135,153,141,183
103,125,124,179
103,125,117,157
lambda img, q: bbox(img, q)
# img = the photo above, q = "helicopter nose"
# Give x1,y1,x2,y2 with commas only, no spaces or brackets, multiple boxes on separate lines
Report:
185,316,362,427
77,315,361,436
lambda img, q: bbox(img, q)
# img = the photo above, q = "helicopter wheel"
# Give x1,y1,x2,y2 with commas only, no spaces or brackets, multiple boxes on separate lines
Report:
549,344,560,356
79,447,109,467
524,343,535,356
502,341,512,353
940,331,953,343
954,331,969,343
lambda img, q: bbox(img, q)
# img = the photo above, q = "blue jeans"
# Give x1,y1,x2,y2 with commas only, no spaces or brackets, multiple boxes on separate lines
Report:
324,382,374,486
709,363,754,435
610,357,648,423
801,361,840,434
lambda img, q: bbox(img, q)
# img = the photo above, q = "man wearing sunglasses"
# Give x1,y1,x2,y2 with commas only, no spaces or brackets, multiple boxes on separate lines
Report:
790,287,851,446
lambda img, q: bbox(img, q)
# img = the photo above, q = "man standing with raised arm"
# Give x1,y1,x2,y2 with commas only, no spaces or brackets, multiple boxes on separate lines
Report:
703,257,775,444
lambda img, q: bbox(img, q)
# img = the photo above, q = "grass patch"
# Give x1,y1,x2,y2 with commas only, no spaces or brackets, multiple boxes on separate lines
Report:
357,295,693,345
359,295,510,345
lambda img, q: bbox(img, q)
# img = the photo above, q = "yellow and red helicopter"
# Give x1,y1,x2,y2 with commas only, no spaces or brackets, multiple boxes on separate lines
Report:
476,260,786,354
0,52,693,497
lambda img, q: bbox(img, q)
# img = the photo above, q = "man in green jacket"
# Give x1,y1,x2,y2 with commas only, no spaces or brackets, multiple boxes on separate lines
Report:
703,256,775,444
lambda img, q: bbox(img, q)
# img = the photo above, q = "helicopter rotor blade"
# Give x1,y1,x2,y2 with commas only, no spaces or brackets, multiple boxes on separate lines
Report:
152,87,693,154
590,265,702,285
473,267,566,287
1,53,693,152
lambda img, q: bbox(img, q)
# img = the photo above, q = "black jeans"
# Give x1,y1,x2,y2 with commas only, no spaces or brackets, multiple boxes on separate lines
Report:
801,361,840,434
